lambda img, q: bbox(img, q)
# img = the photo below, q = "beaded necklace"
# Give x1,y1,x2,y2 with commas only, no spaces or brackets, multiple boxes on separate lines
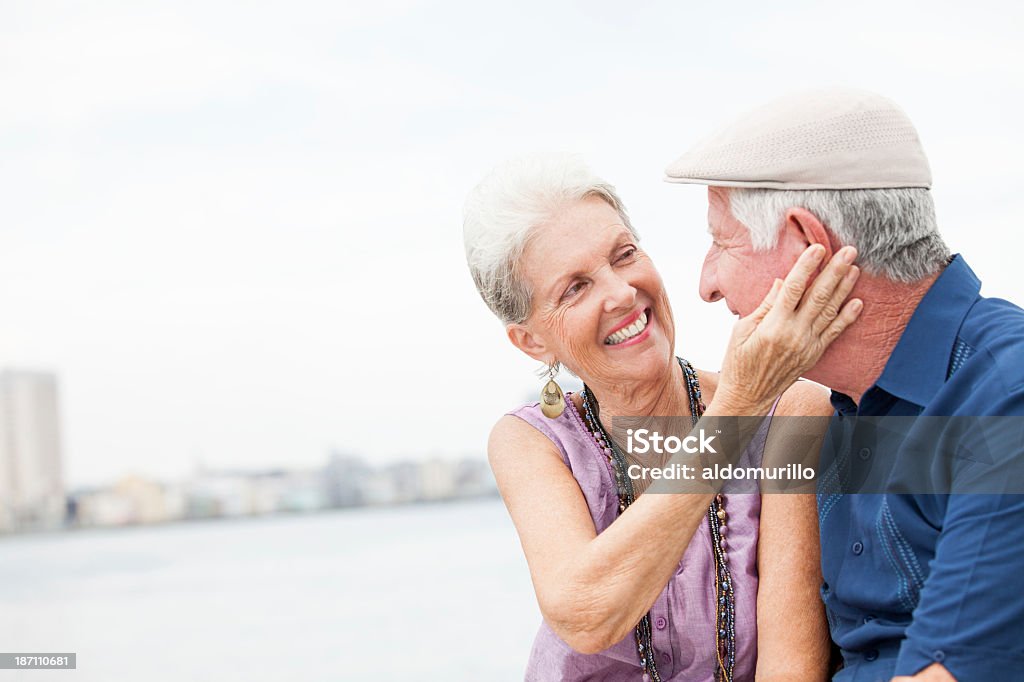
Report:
580,357,736,682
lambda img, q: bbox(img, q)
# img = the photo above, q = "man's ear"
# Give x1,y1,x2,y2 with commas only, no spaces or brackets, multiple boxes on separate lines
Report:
782,207,836,261
506,323,551,364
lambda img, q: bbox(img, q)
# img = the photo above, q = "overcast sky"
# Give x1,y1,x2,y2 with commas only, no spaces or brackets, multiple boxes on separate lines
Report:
1,1,1022,487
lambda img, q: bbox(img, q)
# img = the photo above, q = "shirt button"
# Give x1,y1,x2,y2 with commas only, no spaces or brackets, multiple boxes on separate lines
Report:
864,649,879,662
661,652,672,665
655,616,667,630
933,650,946,663
858,447,872,460
862,614,876,624
852,541,864,555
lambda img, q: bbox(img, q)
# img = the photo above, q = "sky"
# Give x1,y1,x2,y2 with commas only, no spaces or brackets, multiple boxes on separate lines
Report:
1,1,1022,487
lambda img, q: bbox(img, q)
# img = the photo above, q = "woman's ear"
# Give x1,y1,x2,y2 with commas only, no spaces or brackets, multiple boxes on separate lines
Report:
506,323,551,364
782,207,836,261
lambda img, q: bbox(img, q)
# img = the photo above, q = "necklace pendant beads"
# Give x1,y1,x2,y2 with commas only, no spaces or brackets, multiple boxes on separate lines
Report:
579,358,735,682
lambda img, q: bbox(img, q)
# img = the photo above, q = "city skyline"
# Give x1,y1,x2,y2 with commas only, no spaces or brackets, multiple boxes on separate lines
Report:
2,435,497,535
0,363,498,535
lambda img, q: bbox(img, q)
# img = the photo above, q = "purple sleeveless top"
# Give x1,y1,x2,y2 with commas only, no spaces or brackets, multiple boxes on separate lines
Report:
508,393,779,682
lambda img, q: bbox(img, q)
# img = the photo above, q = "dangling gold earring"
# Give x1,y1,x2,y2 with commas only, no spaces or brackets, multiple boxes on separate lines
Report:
540,362,566,419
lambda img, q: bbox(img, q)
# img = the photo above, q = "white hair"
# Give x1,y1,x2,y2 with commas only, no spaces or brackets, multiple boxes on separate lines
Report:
463,153,637,325
728,187,950,282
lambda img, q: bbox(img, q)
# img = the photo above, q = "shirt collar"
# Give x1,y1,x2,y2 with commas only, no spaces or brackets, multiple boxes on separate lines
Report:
872,254,981,407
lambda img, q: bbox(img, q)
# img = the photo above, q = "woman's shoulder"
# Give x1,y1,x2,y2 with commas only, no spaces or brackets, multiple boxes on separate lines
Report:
489,395,584,465
492,402,546,443
501,393,576,428
776,379,833,417
500,392,586,428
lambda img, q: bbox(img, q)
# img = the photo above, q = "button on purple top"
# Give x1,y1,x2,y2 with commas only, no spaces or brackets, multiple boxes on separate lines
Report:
508,393,776,681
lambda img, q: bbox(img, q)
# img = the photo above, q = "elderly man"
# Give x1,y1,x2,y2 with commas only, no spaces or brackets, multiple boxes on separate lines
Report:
666,89,1024,682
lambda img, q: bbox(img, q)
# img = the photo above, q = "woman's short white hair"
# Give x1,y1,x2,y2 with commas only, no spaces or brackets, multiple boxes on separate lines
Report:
463,153,637,325
728,187,950,282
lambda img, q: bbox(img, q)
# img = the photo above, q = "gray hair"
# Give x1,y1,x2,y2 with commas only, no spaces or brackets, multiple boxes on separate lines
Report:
463,154,638,325
728,187,950,282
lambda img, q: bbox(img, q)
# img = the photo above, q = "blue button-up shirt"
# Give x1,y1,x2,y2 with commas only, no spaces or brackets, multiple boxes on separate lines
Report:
818,255,1024,681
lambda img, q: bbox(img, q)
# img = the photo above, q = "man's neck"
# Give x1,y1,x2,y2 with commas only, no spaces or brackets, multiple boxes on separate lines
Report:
805,271,940,405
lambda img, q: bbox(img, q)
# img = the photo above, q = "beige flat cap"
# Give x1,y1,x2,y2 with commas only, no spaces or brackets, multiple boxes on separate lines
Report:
665,88,932,190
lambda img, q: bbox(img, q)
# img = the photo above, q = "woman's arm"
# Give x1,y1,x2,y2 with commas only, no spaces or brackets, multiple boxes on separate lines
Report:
489,412,715,653
754,381,833,681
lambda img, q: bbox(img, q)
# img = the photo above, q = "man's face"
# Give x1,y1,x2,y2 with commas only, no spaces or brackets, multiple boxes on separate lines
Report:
699,187,797,317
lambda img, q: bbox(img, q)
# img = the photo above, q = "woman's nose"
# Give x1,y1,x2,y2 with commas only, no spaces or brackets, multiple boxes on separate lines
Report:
602,273,637,313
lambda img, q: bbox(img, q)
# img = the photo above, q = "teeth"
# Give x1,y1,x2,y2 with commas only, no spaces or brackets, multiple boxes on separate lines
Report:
605,310,650,345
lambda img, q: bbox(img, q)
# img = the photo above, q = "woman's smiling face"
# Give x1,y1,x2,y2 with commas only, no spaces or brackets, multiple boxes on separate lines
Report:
509,196,676,388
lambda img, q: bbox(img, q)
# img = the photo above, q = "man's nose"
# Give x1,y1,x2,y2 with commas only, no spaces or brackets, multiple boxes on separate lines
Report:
698,251,723,303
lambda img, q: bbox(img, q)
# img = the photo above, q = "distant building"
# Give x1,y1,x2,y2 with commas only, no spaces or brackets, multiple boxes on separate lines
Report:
388,460,422,504
184,472,258,519
178,468,329,520
0,370,65,532
323,452,370,508
419,458,457,501
453,458,498,498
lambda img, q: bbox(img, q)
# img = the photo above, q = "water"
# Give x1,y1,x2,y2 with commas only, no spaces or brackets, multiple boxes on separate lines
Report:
0,498,540,681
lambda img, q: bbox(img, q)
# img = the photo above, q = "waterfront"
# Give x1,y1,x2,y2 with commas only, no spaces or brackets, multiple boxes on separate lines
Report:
0,498,539,681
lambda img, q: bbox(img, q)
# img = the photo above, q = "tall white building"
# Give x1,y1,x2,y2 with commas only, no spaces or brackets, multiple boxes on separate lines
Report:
0,370,64,532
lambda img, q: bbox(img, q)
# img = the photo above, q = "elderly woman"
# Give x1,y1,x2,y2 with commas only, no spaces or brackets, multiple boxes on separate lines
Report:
463,155,862,682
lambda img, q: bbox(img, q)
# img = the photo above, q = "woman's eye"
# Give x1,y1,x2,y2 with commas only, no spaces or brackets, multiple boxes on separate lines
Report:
618,247,637,262
562,281,584,300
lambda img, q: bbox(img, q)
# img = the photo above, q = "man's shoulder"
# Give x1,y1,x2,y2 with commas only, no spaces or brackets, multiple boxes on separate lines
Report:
952,294,1024,402
963,294,1024,336
962,295,1024,360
